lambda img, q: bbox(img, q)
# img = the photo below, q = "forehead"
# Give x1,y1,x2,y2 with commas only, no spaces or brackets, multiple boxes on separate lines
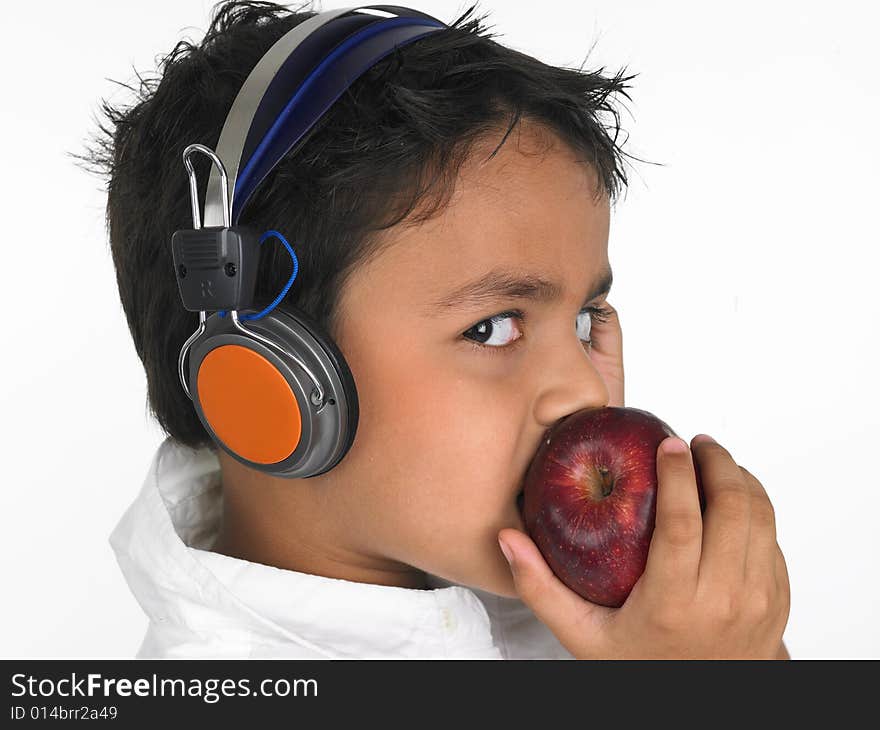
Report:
345,123,610,310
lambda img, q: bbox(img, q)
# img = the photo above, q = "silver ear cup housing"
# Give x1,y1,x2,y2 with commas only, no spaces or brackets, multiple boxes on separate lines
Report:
187,305,359,478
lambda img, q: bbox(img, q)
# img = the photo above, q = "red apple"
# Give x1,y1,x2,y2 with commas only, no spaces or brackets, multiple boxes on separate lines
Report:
519,406,706,608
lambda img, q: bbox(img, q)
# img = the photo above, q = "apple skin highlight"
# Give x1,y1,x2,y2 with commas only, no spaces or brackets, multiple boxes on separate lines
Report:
521,406,705,608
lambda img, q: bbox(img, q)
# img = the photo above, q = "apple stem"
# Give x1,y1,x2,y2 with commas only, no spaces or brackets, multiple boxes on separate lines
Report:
597,466,614,498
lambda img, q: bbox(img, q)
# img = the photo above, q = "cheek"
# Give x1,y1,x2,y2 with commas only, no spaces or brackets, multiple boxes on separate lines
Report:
339,327,528,554
411,415,522,547
362,340,508,445
360,360,522,523
383,356,515,458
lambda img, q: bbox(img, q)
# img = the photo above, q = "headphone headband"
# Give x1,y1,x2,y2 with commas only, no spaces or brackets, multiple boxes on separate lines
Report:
203,4,447,227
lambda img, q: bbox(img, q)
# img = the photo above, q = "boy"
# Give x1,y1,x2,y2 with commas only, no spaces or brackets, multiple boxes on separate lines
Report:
86,1,790,658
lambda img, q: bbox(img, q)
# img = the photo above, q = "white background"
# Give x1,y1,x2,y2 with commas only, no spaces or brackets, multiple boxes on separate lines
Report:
1,0,877,658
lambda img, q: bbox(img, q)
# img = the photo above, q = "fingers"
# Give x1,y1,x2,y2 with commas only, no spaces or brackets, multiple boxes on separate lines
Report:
587,301,624,408
739,466,790,637
641,436,703,600
775,542,791,617
497,527,611,656
739,466,779,586
691,435,751,590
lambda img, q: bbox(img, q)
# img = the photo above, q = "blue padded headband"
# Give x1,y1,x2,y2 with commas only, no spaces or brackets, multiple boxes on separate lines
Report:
201,5,447,227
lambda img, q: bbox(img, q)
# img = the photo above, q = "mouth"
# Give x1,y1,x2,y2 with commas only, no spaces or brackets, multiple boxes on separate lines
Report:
516,489,525,515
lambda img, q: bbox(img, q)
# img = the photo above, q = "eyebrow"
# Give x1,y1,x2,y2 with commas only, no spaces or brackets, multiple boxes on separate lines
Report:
428,265,613,312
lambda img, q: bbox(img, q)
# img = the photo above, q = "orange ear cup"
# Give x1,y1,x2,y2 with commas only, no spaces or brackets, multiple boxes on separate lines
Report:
196,344,303,464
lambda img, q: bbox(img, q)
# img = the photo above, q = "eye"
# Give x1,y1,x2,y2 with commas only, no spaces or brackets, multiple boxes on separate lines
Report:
463,310,525,350
462,304,613,355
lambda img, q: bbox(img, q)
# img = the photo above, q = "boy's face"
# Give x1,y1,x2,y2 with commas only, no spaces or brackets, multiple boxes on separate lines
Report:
327,120,613,598
217,120,614,599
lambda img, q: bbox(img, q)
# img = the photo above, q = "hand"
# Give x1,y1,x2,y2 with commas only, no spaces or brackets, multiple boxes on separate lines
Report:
588,300,624,407
498,434,791,659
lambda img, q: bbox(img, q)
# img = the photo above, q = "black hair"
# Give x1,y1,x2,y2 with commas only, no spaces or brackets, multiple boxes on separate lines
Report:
73,0,646,451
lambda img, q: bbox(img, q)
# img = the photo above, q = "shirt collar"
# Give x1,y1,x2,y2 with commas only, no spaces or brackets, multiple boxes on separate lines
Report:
111,437,505,658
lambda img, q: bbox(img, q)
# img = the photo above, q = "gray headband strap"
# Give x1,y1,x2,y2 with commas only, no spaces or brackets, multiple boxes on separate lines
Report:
203,5,362,228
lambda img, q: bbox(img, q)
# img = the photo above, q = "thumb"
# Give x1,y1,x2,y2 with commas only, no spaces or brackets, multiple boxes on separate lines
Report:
498,527,611,657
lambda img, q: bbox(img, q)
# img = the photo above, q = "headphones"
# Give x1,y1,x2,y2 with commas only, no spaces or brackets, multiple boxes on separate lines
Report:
170,5,448,478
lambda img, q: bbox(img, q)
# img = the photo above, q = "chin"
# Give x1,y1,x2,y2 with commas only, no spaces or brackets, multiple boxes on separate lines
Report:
472,496,526,599
424,501,526,600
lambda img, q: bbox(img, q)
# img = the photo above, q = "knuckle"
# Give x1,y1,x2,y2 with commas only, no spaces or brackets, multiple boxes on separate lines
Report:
777,552,792,605
659,510,702,547
751,494,777,532
742,470,776,521
739,465,760,484
649,604,685,634
778,588,792,623
709,592,741,624
776,543,790,575
745,588,773,621
713,480,750,516
659,456,687,477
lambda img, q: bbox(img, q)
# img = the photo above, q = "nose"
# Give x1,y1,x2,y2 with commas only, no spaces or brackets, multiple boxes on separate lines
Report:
532,337,610,429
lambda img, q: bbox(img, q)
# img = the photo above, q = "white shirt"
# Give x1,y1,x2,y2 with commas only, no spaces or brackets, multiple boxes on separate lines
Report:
109,437,575,659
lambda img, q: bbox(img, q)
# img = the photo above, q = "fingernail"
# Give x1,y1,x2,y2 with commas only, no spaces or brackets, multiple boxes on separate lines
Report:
662,436,688,454
692,433,716,445
498,537,515,567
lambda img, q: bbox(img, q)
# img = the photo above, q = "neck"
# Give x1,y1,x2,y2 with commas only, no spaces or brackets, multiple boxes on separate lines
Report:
211,449,429,590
